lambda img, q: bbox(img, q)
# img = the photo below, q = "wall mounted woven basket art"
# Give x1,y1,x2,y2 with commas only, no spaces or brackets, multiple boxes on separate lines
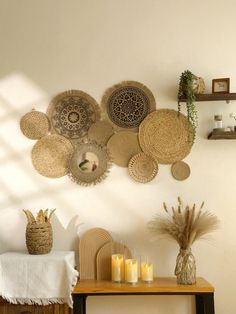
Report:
20,81,193,186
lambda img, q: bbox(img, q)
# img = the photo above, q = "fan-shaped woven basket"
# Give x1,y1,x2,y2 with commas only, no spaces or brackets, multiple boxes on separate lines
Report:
26,222,53,255
139,109,193,164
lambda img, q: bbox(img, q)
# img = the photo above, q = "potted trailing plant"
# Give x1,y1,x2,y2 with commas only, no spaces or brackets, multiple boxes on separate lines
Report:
148,197,219,285
178,70,204,143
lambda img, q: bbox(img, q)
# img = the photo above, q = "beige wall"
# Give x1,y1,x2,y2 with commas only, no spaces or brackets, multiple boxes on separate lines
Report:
0,0,236,313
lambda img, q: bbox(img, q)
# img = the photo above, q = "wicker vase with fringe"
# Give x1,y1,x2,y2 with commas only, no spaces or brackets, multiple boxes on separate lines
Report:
175,248,196,285
26,222,53,255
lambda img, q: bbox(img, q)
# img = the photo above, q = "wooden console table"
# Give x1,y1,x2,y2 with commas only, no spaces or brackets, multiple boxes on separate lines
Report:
72,277,215,314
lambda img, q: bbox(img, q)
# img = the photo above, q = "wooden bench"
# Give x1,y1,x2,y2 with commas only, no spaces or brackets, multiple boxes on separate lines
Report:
72,277,215,314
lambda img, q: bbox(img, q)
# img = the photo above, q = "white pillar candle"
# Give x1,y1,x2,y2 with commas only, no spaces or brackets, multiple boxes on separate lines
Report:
111,254,124,282
141,262,153,282
125,259,138,283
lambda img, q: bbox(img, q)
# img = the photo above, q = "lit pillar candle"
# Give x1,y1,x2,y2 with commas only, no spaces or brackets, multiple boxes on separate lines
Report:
141,262,153,282
111,254,124,282
125,259,138,283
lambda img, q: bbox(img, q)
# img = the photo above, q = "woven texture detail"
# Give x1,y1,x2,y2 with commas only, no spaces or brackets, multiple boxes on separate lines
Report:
26,222,53,255
128,152,158,183
101,81,156,132
31,134,74,178
139,109,193,164
20,110,50,140
88,120,114,146
171,161,191,181
107,131,141,167
47,90,100,140
68,142,111,186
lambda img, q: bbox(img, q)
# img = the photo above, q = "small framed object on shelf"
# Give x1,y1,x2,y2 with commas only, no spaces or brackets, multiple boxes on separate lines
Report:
212,78,230,94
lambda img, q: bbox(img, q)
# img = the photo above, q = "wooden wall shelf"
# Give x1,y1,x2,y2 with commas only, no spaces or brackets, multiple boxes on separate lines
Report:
179,93,236,103
208,131,236,140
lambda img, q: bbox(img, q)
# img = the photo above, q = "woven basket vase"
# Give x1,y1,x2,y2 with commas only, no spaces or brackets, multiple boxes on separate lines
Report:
26,222,53,255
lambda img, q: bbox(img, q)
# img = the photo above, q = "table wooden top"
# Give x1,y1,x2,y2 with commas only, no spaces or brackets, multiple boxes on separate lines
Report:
73,277,214,295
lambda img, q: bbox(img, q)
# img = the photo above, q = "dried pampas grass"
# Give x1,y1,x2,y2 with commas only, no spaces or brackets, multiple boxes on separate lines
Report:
148,197,219,250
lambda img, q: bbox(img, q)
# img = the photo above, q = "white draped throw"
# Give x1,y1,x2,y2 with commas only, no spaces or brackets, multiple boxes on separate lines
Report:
0,251,78,308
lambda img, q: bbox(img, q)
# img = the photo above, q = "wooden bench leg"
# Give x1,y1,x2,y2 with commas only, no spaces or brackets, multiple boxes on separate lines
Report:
73,295,87,314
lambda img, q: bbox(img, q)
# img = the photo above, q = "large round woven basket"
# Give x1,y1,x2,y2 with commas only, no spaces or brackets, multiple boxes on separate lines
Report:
26,222,53,255
139,109,193,164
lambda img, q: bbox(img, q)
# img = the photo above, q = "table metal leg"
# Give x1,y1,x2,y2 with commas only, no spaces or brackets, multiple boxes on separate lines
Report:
196,293,215,314
204,293,215,314
73,294,87,314
196,294,204,314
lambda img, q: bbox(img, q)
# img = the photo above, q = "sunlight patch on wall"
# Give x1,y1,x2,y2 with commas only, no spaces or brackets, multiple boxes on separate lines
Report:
0,73,78,243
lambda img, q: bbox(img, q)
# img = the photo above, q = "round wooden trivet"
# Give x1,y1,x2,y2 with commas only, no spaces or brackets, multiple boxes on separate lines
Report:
171,161,191,181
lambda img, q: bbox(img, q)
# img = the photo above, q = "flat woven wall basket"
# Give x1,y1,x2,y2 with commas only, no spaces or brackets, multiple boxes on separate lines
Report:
26,222,53,255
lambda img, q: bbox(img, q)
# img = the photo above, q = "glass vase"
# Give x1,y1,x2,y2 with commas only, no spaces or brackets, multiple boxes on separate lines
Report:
174,248,196,285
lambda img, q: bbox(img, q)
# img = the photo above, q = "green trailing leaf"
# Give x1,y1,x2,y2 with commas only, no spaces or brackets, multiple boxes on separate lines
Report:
178,70,198,143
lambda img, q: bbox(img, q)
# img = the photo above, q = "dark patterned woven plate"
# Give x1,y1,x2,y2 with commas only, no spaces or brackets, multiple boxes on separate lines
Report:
101,81,156,132
47,90,100,140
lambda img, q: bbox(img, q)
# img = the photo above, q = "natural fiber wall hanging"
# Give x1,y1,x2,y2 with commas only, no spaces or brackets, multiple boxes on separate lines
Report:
20,82,195,186
171,161,191,181
128,152,158,183
20,110,50,140
107,131,141,167
68,141,112,186
101,81,156,132
31,134,74,178
139,109,193,164
88,120,114,146
47,90,100,140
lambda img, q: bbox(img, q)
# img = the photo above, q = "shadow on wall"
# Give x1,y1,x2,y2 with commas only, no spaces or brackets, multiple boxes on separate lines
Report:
0,72,80,253
53,214,80,266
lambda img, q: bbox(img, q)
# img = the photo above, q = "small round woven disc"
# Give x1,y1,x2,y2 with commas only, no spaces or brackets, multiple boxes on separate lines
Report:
47,90,100,140
31,134,74,178
88,120,114,146
107,131,141,167
20,110,50,140
171,161,190,181
139,109,193,164
101,81,156,132
128,153,158,183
